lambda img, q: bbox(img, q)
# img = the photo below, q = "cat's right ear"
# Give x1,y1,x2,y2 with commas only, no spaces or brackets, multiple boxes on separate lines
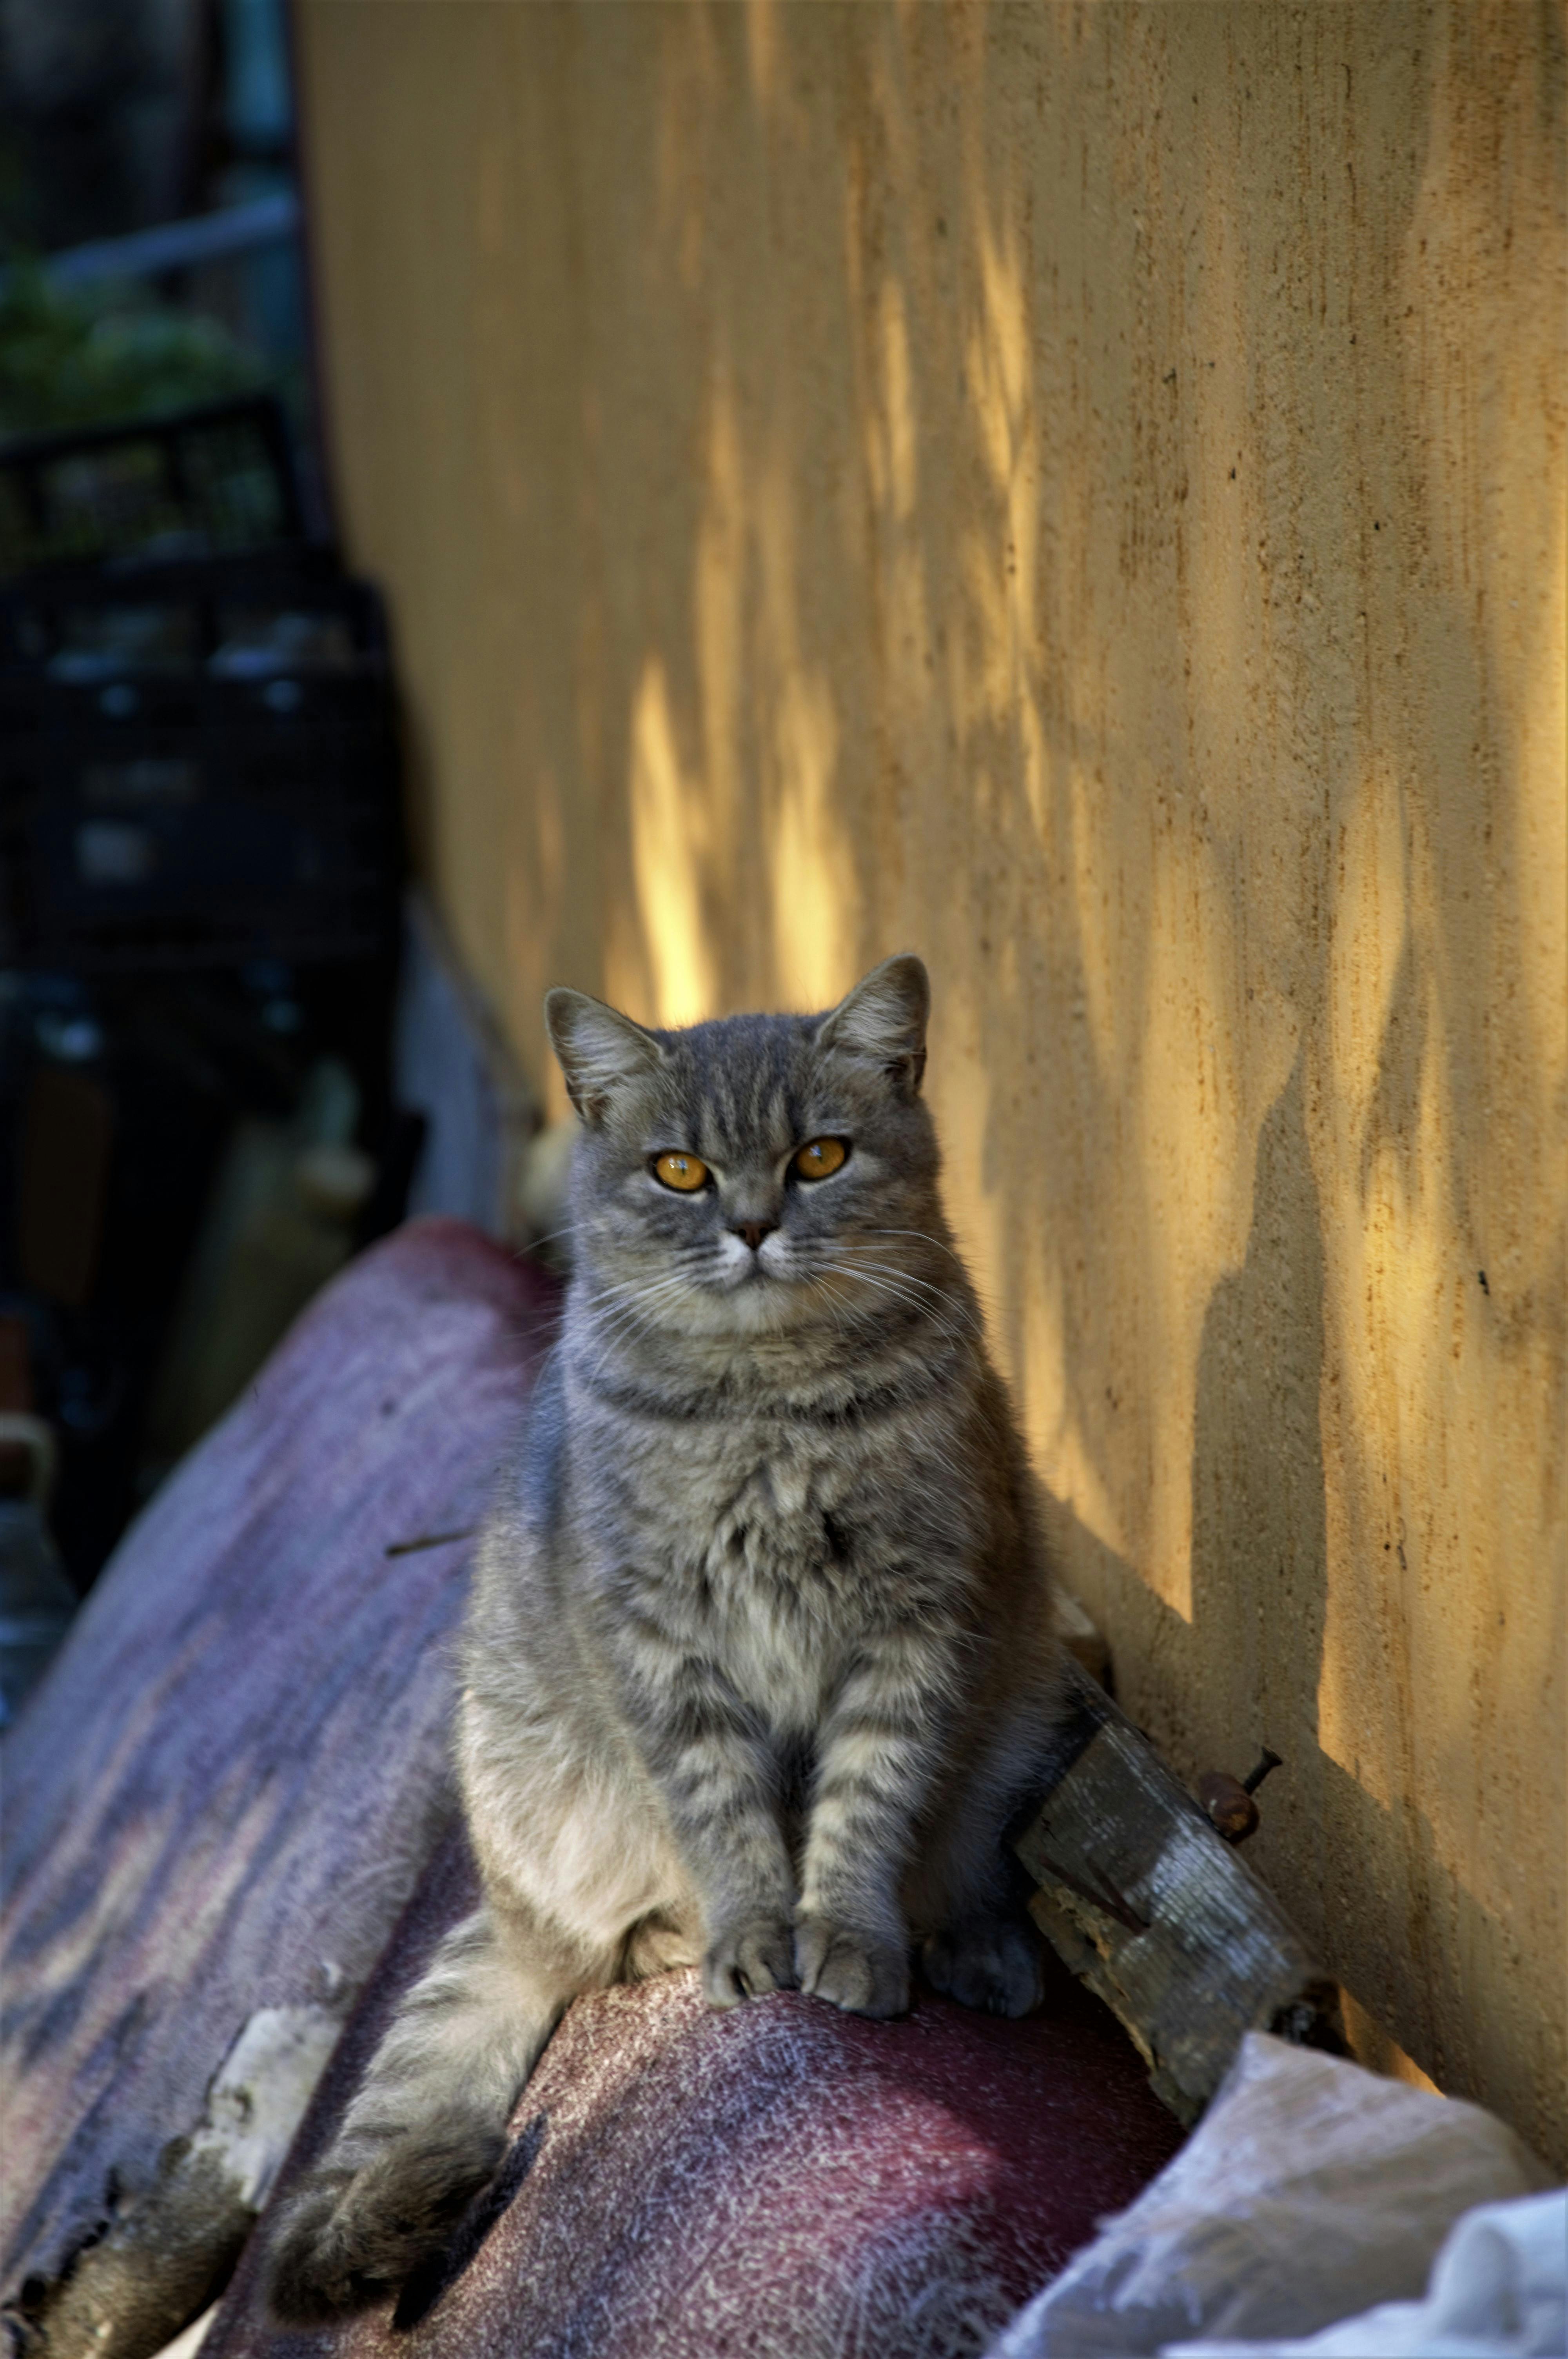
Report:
815,954,930,1098
544,989,664,1125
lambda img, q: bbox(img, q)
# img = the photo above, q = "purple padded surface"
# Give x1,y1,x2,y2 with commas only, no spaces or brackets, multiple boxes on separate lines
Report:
0,1219,558,2296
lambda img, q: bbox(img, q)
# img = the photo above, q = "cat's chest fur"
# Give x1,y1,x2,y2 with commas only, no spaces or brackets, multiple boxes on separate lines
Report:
595,1406,892,1732
693,1444,855,1727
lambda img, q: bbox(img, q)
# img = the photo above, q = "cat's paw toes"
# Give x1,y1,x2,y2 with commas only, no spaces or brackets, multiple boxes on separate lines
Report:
794,1915,909,2017
922,1914,1045,2017
703,1912,798,2008
624,1906,702,1981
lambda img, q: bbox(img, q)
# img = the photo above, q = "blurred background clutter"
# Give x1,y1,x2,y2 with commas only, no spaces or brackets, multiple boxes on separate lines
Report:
0,0,544,1721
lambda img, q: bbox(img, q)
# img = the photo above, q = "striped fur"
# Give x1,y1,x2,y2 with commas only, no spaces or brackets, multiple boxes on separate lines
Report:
269,956,1063,2320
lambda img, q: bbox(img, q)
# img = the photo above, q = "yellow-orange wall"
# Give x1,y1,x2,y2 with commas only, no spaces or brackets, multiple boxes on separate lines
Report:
295,1,1566,2166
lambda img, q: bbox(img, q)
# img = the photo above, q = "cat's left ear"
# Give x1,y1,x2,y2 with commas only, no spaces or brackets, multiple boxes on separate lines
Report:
815,954,929,1097
545,987,664,1125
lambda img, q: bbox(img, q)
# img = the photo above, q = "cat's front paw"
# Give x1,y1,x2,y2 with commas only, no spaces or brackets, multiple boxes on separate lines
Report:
793,1914,909,2017
921,1912,1045,2018
702,1912,798,2008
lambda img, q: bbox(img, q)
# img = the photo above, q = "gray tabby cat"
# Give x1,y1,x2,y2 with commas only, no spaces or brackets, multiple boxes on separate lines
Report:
270,954,1062,2320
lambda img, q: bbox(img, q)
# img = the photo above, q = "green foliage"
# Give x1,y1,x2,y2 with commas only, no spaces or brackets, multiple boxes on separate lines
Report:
0,261,268,438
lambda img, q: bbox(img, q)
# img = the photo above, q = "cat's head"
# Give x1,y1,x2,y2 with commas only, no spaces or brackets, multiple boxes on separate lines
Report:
545,956,953,1339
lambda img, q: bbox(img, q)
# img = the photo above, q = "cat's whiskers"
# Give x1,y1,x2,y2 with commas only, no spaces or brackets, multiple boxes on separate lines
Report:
586,1269,691,1314
514,1221,575,1256
823,1249,980,1330
806,1254,977,1345
864,1225,970,1270
581,1271,697,1350
845,1254,971,1306
863,1225,1004,1335
594,1283,692,1339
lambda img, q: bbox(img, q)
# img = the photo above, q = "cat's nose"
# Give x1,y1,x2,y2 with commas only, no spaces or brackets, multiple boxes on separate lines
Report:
732,1219,777,1254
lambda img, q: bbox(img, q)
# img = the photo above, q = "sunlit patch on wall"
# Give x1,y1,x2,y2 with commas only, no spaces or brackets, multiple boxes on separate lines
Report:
625,658,717,1028
766,672,852,1016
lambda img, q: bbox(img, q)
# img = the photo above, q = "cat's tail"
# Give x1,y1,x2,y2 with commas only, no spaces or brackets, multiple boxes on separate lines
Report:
267,1903,575,2321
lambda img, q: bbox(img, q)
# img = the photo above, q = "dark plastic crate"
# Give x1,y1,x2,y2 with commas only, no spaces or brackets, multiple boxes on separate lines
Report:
0,549,401,972
0,396,304,580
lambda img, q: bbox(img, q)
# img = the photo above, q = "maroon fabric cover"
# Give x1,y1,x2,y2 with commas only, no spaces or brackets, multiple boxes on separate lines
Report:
0,1220,558,2297
207,1826,1183,2359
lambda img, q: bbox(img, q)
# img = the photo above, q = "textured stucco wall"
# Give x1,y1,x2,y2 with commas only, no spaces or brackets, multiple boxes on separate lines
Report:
294,2,1566,2165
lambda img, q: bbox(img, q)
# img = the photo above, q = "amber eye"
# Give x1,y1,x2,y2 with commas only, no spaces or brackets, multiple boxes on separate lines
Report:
794,1137,848,1181
652,1150,709,1192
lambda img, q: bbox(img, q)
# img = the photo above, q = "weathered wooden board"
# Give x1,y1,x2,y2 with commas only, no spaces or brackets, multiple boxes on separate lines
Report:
0,1220,559,2359
1011,1658,1343,2124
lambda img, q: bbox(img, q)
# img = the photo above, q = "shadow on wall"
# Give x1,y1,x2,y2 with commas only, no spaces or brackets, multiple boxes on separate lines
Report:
1183,1059,1329,1827
297,0,1566,2164
1059,1046,1551,2127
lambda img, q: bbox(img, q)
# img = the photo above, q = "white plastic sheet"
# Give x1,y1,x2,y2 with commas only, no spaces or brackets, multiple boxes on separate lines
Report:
986,2032,1554,2359
1165,2189,1566,2357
